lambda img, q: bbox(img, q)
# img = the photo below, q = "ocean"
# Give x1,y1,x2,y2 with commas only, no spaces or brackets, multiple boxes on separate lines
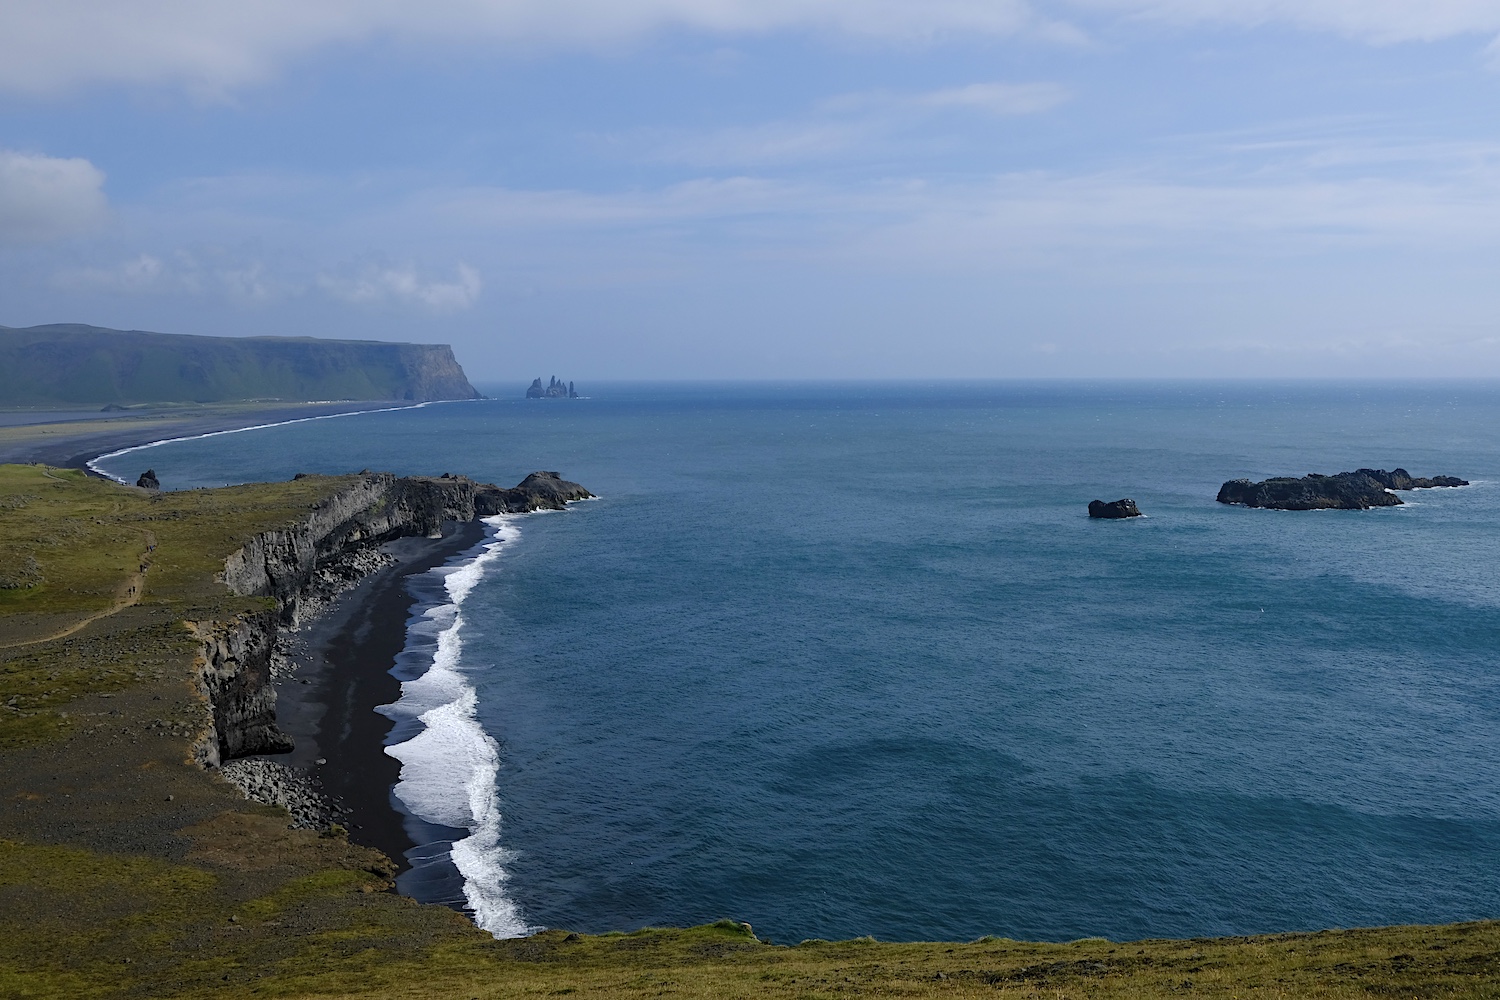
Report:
93,380,1500,944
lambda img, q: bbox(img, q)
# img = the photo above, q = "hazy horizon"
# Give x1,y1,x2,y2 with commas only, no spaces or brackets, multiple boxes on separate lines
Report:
3,2,1500,382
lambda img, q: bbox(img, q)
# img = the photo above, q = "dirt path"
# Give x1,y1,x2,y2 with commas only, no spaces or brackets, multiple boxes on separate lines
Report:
0,529,157,650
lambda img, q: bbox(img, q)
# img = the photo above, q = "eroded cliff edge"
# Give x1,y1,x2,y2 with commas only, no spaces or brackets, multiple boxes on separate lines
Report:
193,470,591,767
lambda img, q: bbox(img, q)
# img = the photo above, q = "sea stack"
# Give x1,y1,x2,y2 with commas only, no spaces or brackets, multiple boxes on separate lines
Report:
526,376,580,399
1089,498,1142,519
136,469,161,490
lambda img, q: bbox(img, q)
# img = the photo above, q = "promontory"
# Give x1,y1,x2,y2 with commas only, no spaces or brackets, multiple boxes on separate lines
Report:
0,323,482,406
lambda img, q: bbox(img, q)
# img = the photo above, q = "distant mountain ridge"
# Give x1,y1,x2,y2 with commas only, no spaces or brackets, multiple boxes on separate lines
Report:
0,323,482,406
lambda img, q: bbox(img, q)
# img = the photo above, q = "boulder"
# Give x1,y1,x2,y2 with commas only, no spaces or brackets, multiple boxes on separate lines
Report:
1088,498,1142,519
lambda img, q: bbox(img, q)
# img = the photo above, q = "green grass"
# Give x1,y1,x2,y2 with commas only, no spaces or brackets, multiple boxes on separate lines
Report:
2,462,1499,999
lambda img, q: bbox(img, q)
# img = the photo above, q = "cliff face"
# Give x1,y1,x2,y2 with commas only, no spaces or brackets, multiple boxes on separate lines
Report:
197,470,591,764
0,323,482,405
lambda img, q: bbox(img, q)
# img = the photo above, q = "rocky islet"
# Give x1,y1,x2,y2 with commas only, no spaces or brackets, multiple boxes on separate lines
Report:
1217,468,1468,510
1088,498,1142,519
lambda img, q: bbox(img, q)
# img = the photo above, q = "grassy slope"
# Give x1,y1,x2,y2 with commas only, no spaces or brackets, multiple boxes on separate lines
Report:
1,464,1497,999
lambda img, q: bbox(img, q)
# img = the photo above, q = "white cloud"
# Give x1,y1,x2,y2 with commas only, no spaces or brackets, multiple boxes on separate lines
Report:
318,262,482,311
54,254,166,291
5,1,1500,98
5,1,1500,97
0,150,107,241
910,81,1071,114
0,0,1040,97
1068,0,1500,44
637,81,1069,166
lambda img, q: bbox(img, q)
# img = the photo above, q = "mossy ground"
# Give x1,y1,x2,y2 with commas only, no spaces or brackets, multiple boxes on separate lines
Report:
2,463,1498,999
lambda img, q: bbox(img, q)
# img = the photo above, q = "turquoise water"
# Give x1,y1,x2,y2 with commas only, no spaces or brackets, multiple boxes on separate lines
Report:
96,381,1500,943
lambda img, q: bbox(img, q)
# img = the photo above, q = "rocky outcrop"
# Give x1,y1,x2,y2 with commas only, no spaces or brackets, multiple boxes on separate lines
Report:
1089,498,1142,519
219,758,348,830
1217,468,1467,510
1354,468,1468,491
191,612,293,766
136,469,160,490
198,470,592,765
475,471,592,514
526,376,578,399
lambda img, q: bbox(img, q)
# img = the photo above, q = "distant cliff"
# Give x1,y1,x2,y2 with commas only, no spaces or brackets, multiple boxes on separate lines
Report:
0,323,482,405
527,376,578,399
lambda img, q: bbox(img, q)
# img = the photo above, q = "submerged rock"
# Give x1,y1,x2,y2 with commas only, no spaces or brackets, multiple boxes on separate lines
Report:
1217,468,1467,510
1089,498,1142,519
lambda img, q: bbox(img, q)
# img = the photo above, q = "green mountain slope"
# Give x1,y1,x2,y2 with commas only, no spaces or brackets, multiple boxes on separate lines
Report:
0,324,481,405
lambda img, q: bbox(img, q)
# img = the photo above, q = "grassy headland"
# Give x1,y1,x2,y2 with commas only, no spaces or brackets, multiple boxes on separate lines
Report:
0,324,480,406
2,464,1497,999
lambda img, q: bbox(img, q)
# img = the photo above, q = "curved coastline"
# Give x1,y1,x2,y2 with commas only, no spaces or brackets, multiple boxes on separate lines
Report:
382,514,535,937
84,401,436,481
60,404,540,928
0,398,450,471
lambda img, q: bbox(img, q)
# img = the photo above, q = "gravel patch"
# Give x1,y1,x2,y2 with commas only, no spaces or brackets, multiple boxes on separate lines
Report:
219,758,349,830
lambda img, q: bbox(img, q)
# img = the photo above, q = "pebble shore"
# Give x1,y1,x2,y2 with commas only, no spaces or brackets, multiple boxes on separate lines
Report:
220,757,348,830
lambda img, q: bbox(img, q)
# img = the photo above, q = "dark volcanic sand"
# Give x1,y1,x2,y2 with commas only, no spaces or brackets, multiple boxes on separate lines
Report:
0,401,417,469
271,520,487,871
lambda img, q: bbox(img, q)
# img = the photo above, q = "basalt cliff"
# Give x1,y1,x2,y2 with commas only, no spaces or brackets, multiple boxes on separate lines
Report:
194,470,591,766
0,323,483,405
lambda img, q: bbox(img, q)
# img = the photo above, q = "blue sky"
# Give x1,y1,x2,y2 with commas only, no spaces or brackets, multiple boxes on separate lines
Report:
3,2,1500,380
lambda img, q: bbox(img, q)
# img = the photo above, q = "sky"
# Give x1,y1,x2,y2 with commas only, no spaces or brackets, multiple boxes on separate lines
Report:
3,2,1500,381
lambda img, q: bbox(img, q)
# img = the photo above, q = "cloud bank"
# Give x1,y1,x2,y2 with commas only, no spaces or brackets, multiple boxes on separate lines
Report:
7,1,1499,97
0,150,107,242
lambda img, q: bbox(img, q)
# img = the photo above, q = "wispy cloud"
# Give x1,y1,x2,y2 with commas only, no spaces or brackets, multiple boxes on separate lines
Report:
317,263,482,311
1069,0,1500,45
628,81,1070,167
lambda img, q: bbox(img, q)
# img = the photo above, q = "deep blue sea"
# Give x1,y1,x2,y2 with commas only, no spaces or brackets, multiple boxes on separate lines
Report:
94,381,1500,944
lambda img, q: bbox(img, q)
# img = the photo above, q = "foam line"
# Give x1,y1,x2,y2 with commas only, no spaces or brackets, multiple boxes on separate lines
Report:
384,515,532,938
85,401,438,483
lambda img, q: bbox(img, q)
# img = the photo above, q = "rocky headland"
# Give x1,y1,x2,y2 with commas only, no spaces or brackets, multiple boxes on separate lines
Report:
0,323,483,405
201,470,592,767
1217,468,1468,510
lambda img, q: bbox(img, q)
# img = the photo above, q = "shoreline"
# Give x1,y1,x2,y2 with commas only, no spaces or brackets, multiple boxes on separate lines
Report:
0,399,437,470
269,519,489,875
3,398,494,887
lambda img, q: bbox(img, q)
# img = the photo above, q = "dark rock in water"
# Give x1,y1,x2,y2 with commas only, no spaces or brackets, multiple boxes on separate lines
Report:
526,375,579,399
1089,498,1142,519
1217,468,1467,510
1354,468,1468,490
136,469,160,490
475,471,593,514
100,402,128,412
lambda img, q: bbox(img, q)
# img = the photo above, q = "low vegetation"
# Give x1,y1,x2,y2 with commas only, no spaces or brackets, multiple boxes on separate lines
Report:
2,463,1497,998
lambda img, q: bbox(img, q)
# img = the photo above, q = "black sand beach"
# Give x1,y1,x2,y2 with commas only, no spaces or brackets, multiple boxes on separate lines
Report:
0,400,421,469
28,403,488,878
274,521,487,870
